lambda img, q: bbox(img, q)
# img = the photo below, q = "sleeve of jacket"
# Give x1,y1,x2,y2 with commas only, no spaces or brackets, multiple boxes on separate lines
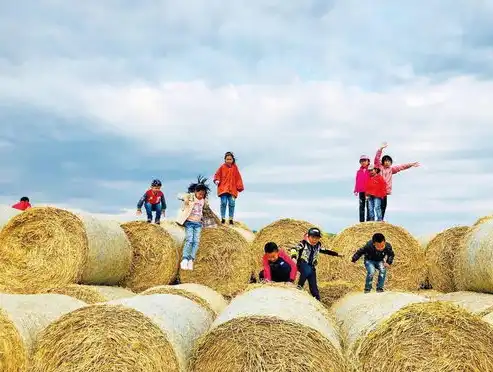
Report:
137,192,147,209
213,166,222,183
391,163,414,174
351,244,367,262
320,246,340,256
374,148,383,168
160,192,167,210
262,255,272,281
235,165,245,193
279,250,298,280
385,244,395,265
353,172,358,194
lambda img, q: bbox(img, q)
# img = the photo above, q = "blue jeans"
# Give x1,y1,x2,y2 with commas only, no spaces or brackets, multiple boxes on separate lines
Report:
220,193,236,219
182,221,202,260
364,260,387,291
367,196,383,221
298,261,320,300
145,202,162,222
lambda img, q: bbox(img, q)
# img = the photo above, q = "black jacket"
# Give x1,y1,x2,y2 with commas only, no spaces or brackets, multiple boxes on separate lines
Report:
351,240,394,265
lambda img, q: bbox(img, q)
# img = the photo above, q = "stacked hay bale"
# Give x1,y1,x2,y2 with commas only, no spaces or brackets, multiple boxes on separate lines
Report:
0,293,86,372
333,291,493,371
316,281,359,308
179,227,251,297
454,218,493,292
141,283,228,316
317,222,426,291
30,294,213,372
190,285,351,371
120,221,179,292
434,291,493,316
46,284,134,304
425,225,469,292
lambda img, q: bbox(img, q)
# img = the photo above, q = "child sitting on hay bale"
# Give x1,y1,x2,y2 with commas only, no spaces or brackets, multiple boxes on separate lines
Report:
351,233,394,293
290,228,344,300
136,179,166,224
177,176,217,271
12,196,31,211
259,242,297,283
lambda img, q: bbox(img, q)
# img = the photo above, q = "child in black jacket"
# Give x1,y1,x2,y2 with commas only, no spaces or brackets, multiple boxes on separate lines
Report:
351,233,394,293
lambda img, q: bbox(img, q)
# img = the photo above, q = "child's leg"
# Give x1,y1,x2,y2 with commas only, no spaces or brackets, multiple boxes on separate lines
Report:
367,197,375,221
307,267,320,300
364,260,376,292
154,203,162,223
228,194,236,221
182,222,194,260
381,196,388,219
358,192,366,222
376,261,387,291
144,202,153,222
189,223,203,260
220,194,228,220
375,198,382,221
297,261,310,288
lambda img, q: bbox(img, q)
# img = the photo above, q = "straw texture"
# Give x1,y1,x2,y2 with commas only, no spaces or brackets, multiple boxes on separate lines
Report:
454,219,493,292
0,293,86,372
0,205,20,231
0,207,87,293
179,226,251,297
141,283,227,316
30,294,213,372
46,284,134,304
473,215,493,227
317,222,426,291
78,214,133,285
190,285,351,372
425,225,468,292
316,281,359,308
120,221,179,292
434,291,493,316
358,301,493,371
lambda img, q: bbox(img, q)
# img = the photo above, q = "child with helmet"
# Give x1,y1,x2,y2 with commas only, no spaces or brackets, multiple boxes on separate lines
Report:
136,179,167,224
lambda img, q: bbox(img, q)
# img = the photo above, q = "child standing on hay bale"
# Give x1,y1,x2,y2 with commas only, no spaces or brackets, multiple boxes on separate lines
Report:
354,154,370,222
213,151,244,225
290,228,344,300
374,142,419,220
351,233,394,293
365,166,387,221
136,179,166,224
12,196,31,211
177,176,216,271
259,242,297,283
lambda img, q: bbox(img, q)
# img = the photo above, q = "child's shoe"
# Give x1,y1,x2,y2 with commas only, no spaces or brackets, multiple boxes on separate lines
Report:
229,219,234,225
187,260,194,270
376,288,384,293
180,259,189,270
221,219,225,224
155,220,160,225
147,219,152,223
364,289,371,293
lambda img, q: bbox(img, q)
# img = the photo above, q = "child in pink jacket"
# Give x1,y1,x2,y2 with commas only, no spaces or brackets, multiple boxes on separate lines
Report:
354,155,370,222
374,142,419,220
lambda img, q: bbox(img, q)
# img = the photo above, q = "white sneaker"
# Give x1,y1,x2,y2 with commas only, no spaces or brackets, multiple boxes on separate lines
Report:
187,260,194,270
180,259,189,270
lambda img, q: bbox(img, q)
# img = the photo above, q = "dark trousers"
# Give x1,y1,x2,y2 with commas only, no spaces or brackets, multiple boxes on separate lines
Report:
298,261,320,300
381,196,388,220
259,264,292,283
359,192,368,222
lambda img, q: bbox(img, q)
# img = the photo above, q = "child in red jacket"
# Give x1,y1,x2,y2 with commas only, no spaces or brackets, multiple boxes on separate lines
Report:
259,242,297,283
365,166,387,221
213,151,244,225
12,196,31,211
136,179,166,224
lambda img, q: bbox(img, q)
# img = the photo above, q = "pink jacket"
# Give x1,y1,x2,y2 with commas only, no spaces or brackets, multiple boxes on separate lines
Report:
354,167,370,193
374,148,414,195
262,249,297,281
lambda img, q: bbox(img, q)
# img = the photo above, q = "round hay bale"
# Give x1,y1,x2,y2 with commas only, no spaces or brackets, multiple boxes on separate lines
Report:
46,284,134,304
0,207,87,293
434,291,493,316
141,283,227,316
120,221,179,292
317,222,426,291
454,219,493,292
0,293,86,372
179,227,252,297
317,281,359,308
30,294,213,372
0,205,20,231
332,291,428,353
190,285,352,372
357,301,493,371
160,219,186,246
77,214,133,285
425,225,469,292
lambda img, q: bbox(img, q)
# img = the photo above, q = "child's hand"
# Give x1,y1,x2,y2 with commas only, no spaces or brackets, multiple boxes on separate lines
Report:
338,254,344,259
136,210,142,215
214,180,220,186
384,263,391,268
354,192,358,196
412,162,420,167
380,142,388,149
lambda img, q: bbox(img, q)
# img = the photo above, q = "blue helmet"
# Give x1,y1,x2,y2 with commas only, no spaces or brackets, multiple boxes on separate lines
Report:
151,179,162,187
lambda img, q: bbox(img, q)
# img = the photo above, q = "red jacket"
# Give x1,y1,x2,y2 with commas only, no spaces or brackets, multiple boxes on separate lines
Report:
262,250,297,281
365,175,387,198
12,201,31,211
214,163,244,198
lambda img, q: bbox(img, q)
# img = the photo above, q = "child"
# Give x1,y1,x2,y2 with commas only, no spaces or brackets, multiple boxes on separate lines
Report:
354,155,370,222
259,242,297,283
351,233,394,293
365,166,387,221
290,227,344,300
176,176,211,271
213,151,244,225
12,196,31,211
136,179,166,224
374,142,419,219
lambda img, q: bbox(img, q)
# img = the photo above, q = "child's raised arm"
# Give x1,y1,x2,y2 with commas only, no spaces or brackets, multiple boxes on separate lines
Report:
391,162,420,174
374,142,387,168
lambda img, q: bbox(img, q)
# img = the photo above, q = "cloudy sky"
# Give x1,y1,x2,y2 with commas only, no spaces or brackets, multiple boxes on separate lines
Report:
1,0,493,235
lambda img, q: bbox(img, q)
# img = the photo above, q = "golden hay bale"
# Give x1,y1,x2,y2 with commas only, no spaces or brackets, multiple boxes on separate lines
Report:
425,226,469,292
30,294,213,372
120,221,179,292
0,293,86,372
160,219,186,246
356,301,493,371
141,283,227,316
179,227,252,297
454,218,493,292
0,207,87,293
434,291,493,316
317,281,359,308
46,284,134,304
317,222,426,291
0,205,20,231
190,285,352,372
77,214,133,285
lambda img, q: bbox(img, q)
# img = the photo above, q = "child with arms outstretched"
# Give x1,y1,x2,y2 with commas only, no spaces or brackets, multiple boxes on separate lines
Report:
214,151,244,225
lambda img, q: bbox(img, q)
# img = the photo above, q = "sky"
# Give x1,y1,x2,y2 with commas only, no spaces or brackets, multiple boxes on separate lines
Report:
1,0,493,236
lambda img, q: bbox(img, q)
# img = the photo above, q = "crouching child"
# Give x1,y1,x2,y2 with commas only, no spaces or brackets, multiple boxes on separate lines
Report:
290,227,344,300
259,242,297,283
351,233,394,293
